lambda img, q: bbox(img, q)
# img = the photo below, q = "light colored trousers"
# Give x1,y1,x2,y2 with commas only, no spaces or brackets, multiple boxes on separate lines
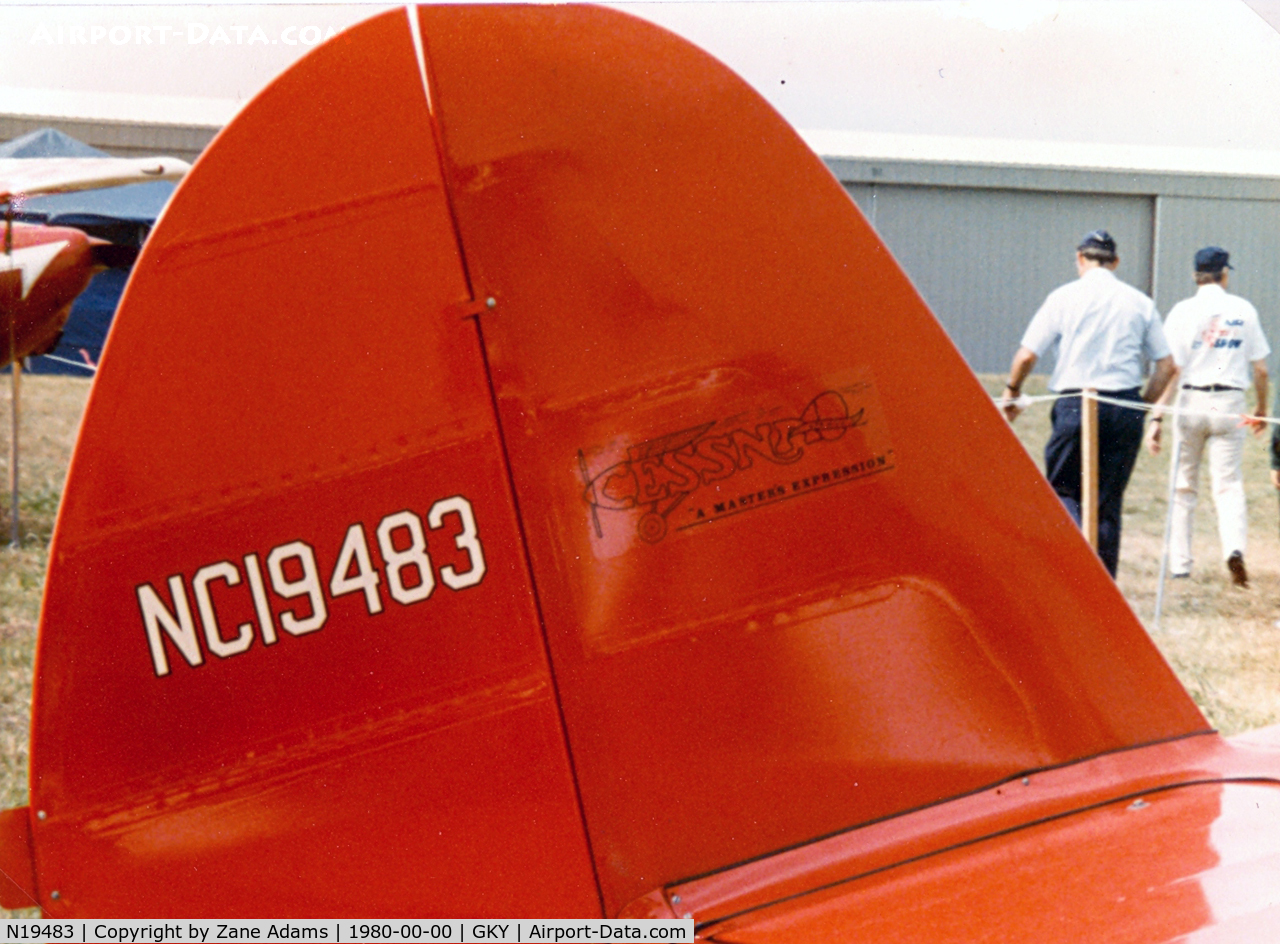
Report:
1171,388,1248,573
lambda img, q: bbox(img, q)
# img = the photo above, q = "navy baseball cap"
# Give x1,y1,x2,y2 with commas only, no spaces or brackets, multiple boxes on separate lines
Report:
1077,230,1117,254
1194,246,1233,273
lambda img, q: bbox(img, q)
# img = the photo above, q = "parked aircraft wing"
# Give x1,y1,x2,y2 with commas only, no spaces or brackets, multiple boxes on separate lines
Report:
0,157,190,204
0,157,189,367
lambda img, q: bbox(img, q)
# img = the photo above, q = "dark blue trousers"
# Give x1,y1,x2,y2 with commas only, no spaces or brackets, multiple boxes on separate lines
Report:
1044,388,1146,576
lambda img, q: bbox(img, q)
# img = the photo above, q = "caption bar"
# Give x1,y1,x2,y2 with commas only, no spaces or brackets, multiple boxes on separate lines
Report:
1,920,694,943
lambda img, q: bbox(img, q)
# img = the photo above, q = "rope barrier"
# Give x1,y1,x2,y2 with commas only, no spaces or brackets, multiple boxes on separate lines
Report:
33,354,96,375
994,385,1270,614
996,389,1279,427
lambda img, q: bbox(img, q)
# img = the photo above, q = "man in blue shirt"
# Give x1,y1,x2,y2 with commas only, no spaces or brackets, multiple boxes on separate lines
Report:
1001,230,1176,576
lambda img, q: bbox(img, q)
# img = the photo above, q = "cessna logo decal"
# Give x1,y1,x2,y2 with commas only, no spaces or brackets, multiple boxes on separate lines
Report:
136,496,486,677
579,390,891,543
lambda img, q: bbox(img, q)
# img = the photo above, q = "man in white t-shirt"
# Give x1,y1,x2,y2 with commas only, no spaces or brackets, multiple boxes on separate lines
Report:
1002,230,1175,576
1147,246,1270,587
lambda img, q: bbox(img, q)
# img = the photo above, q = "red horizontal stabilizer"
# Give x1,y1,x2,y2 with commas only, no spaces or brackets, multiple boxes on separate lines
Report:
0,807,37,911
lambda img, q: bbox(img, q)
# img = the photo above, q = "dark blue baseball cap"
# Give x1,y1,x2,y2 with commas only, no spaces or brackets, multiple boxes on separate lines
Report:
1194,246,1233,273
1077,230,1117,254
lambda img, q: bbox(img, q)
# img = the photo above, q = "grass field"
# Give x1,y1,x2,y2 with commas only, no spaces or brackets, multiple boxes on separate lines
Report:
0,375,91,820
0,371,1278,897
982,373,1280,737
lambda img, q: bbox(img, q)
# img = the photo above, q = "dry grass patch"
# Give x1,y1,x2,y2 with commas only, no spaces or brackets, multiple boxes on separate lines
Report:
0,375,92,814
984,373,1280,735
0,374,88,917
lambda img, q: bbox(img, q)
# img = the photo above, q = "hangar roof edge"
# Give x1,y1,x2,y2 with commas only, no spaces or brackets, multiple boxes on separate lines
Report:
807,130,1280,201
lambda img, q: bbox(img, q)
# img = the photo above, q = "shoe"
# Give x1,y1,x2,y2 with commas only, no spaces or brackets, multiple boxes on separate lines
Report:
1171,572,1190,579
1227,551,1248,588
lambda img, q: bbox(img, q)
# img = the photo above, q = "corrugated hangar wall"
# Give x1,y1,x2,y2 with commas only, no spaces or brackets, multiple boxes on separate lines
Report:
1153,195,1280,340
827,158,1280,378
0,115,216,163
5,114,1280,383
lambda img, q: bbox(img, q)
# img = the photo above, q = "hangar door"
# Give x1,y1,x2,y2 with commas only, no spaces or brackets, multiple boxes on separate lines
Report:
845,184,1155,374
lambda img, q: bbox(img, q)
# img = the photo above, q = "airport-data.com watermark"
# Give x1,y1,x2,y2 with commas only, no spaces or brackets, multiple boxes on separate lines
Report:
28,22,344,47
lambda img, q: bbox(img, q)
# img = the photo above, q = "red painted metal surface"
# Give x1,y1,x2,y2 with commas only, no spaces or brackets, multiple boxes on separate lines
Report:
0,806,35,910
671,731,1280,942
5,2,1280,930
708,782,1280,943
0,223,99,366
419,3,1205,913
28,9,597,918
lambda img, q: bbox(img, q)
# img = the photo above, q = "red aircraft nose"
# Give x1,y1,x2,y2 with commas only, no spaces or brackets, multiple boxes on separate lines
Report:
0,223,99,367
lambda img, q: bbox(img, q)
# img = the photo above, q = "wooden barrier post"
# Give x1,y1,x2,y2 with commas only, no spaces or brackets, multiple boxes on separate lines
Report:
5,206,15,551
1081,388,1098,550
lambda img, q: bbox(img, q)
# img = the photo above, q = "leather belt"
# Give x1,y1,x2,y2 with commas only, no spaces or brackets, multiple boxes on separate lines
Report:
1182,384,1242,392
1056,387,1142,397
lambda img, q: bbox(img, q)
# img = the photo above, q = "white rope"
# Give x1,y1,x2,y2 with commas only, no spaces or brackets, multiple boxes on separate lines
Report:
995,389,1278,427
33,353,96,374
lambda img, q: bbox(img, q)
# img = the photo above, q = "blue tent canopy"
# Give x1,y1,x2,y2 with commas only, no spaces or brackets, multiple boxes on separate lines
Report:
0,127,105,158
2,128,178,375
